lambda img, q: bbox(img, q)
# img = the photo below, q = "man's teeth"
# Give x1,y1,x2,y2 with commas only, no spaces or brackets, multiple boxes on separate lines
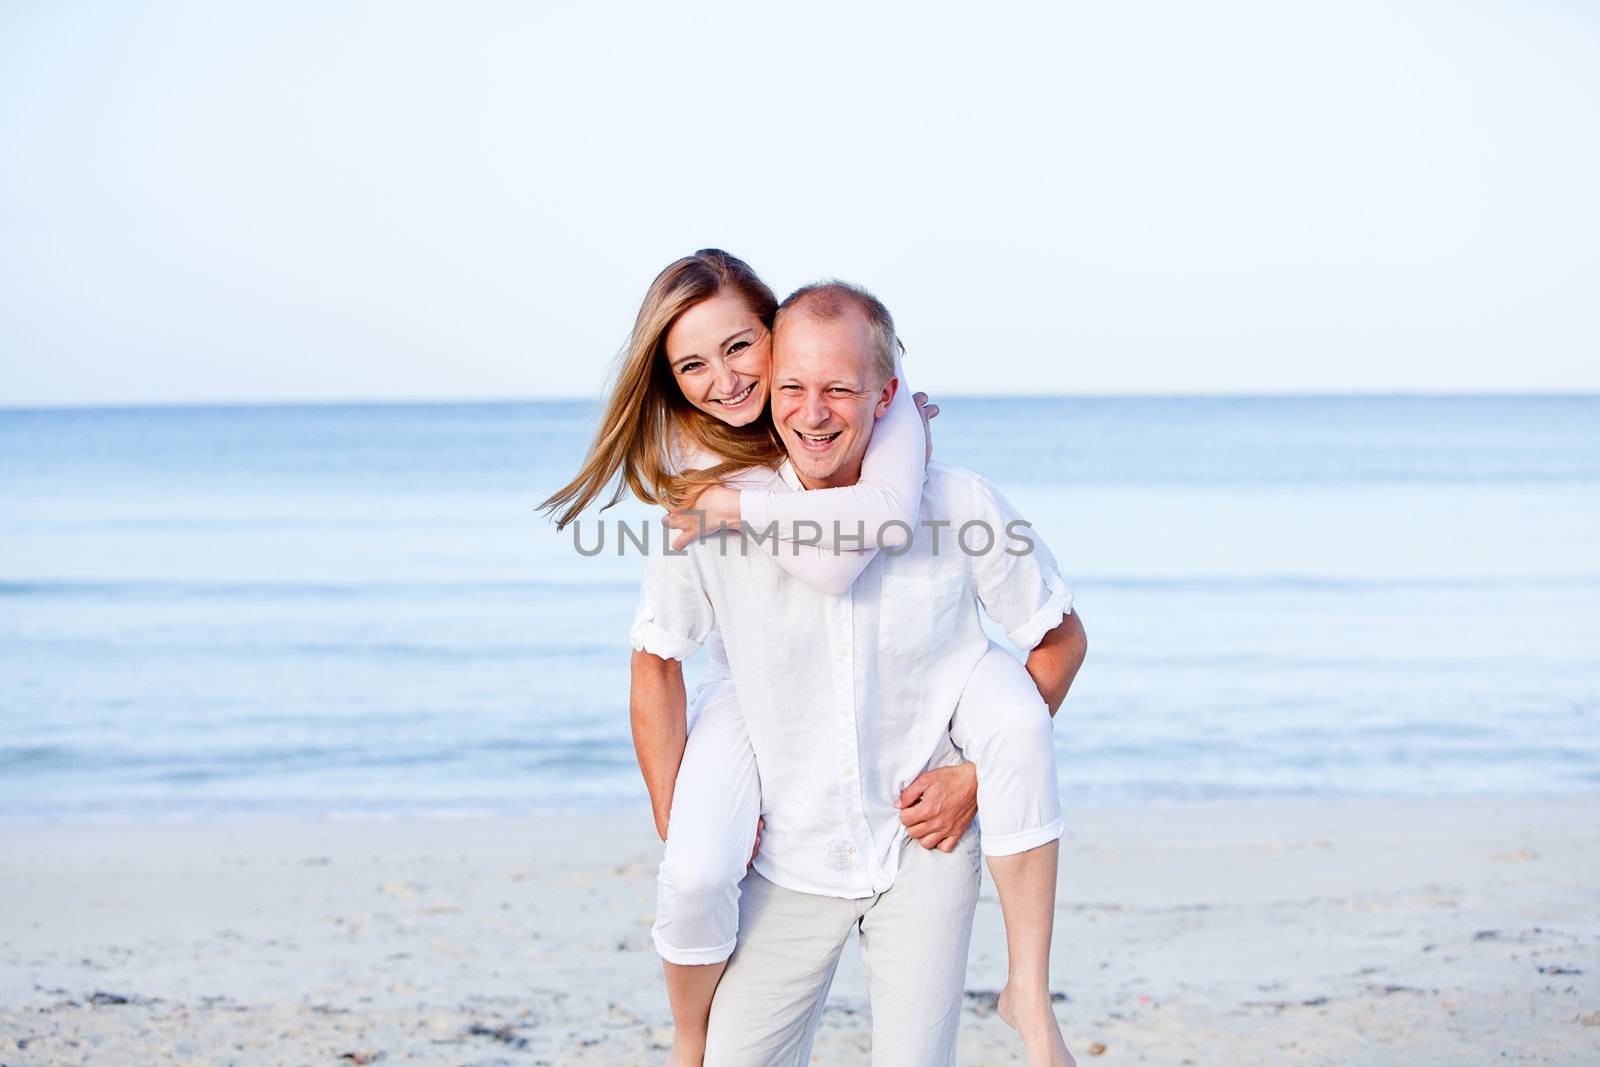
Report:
800,431,841,442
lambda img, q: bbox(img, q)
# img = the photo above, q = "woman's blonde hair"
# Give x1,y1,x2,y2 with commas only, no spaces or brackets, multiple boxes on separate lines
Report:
539,249,785,529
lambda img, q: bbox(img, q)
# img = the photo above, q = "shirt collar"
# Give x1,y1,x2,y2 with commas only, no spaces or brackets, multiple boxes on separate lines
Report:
777,460,804,492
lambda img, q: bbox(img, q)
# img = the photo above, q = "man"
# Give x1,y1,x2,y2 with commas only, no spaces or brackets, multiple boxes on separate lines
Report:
631,281,1087,1065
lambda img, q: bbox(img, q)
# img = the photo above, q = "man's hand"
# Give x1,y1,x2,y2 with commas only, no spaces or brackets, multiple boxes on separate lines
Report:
663,485,741,550
748,816,764,868
895,761,977,852
913,391,940,465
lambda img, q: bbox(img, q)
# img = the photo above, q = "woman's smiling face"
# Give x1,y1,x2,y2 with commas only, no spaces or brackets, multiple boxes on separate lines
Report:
663,292,772,427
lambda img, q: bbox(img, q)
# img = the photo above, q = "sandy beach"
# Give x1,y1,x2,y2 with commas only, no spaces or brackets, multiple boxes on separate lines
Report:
2,795,1596,1066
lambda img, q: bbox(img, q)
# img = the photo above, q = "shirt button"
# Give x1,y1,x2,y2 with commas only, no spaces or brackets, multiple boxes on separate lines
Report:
837,647,848,657
839,707,850,717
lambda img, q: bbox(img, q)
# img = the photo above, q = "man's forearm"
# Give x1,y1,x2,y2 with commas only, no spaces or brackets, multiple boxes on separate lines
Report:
629,649,689,839
1025,610,1087,716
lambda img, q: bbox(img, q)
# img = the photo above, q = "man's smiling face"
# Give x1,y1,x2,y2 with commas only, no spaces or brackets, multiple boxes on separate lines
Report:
770,308,896,490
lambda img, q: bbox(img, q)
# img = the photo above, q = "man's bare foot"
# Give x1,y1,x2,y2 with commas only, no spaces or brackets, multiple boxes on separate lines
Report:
997,984,1077,1067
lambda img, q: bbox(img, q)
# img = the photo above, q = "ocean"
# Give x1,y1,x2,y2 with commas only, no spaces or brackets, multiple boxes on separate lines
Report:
2,396,1597,821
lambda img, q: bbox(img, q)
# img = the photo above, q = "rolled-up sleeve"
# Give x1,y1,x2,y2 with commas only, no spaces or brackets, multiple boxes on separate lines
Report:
629,548,716,662
969,480,1074,651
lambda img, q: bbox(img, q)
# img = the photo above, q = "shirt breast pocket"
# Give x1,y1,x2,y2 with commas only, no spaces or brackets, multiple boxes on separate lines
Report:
877,571,970,660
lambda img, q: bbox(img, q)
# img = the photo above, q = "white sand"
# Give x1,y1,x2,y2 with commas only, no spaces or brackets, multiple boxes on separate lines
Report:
2,796,1597,1065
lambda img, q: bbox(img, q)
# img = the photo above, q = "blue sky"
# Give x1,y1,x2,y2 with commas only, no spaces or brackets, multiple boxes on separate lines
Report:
2,1,1596,406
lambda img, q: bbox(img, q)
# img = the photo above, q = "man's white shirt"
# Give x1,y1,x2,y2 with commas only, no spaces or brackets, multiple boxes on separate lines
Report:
631,461,1073,899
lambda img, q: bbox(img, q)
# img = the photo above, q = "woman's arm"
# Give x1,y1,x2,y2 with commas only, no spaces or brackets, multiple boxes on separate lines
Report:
716,465,876,596
630,649,688,839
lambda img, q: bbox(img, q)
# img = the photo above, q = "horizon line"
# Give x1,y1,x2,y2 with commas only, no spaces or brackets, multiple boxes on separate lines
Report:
3,388,1599,415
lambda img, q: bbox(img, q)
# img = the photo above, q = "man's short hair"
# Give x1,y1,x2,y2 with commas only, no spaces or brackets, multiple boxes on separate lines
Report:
774,280,897,385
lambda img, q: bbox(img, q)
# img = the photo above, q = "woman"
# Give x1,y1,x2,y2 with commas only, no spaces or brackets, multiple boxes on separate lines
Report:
542,250,1075,1067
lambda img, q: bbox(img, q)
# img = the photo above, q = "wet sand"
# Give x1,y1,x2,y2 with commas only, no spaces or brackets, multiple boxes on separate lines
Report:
2,796,1597,1065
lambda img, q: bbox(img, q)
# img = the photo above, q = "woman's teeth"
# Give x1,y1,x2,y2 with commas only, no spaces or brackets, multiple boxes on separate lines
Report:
713,382,757,407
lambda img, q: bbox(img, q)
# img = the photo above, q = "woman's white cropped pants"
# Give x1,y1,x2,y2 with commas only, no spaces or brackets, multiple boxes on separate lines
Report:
652,641,1063,965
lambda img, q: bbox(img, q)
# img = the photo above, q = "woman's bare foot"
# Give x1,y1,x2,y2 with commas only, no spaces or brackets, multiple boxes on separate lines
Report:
997,983,1077,1067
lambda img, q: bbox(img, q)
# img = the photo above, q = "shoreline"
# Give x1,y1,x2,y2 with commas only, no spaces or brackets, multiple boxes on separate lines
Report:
4,795,1597,1064
7,786,1597,828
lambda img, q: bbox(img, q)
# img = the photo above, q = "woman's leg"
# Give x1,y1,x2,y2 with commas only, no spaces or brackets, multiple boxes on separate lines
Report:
654,680,762,1067
949,643,1075,1067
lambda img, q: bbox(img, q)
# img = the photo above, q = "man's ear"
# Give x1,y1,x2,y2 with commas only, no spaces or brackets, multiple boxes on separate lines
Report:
874,376,898,419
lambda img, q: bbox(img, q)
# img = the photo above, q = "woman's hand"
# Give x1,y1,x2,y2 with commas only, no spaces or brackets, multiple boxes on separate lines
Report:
895,761,977,852
913,391,940,465
663,484,742,550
